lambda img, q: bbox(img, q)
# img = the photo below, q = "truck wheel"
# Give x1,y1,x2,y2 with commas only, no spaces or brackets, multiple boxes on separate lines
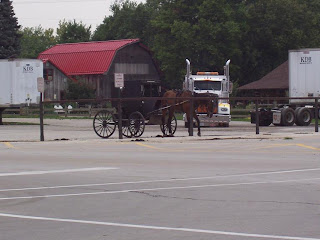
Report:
295,107,312,126
281,108,295,126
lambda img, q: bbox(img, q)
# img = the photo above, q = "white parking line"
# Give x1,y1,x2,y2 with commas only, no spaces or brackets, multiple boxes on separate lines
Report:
0,167,118,177
0,213,318,240
1,167,319,192
1,177,319,201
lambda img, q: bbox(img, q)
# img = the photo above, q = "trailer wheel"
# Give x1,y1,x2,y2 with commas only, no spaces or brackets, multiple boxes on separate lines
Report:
281,108,295,126
295,107,312,126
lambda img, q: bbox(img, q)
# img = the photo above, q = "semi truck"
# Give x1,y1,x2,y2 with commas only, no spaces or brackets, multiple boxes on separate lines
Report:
252,48,320,126
183,59,232,127
0,59,43,124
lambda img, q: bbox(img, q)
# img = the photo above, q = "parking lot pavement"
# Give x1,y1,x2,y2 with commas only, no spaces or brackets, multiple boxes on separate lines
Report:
0,117,319,142
0,134,320,240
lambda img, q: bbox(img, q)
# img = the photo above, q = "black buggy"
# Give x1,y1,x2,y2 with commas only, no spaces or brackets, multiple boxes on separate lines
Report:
93,81,177,138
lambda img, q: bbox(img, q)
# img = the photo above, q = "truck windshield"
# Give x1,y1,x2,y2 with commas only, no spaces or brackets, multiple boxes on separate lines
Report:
194,81,221,91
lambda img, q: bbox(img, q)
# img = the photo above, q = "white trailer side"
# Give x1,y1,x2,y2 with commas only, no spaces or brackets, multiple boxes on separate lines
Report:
0,59,43,107
289,49,320,103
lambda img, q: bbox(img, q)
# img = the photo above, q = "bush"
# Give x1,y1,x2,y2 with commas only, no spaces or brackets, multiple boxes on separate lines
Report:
66,80,95,100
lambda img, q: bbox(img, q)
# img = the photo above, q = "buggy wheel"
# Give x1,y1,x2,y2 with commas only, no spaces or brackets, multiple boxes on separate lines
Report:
122,119,133,138
93,110,116,138
160,114,177,135
129,111,145,137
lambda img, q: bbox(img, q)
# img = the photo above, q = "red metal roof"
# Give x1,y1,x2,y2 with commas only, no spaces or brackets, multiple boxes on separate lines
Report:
38,39,140,76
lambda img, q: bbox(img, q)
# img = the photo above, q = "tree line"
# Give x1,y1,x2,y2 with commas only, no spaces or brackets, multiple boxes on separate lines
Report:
1,0,320,91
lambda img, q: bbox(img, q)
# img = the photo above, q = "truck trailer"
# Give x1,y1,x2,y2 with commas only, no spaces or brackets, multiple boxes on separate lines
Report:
252,48,320,126
183,59,232,127
0,59,43,124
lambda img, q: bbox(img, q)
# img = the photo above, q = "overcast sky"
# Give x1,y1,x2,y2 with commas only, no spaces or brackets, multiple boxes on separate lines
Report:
12,0,144,32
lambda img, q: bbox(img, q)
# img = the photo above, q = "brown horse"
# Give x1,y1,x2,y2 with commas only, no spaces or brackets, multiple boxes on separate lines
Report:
161,90,217,136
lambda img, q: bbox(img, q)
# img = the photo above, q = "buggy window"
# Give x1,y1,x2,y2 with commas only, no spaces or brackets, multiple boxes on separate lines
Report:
143,84,159,97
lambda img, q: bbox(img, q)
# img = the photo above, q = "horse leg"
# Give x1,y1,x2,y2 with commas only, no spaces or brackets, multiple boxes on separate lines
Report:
193,111,201,136
167,107,174,136
185,111,191,135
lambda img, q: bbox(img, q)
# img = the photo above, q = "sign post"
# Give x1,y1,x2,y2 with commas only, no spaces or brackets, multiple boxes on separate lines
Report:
114,73,124,139
37,77,44,141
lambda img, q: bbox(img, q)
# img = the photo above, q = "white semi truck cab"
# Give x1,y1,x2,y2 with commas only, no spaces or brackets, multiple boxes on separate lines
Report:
183,59,232,127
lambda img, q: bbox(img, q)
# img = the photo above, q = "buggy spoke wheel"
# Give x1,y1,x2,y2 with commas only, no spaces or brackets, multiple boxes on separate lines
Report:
122,119,133,138
93,110,116,138
160,114,177,135
129,111,145,137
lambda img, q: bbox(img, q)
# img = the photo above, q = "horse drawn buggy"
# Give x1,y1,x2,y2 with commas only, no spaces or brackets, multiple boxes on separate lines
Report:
92,80,178,139
92,80,217,139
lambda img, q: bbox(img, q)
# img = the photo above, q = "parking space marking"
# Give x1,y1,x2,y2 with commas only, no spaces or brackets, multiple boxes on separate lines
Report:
0,167,118,177
135,142,164,150
1,142,15,149
0,213,318,240
133,142,320,153
1,177,319,201
1,167,319,192
296,144,320,151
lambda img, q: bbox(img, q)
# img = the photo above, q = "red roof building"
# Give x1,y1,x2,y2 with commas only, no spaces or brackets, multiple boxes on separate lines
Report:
38,39,161,101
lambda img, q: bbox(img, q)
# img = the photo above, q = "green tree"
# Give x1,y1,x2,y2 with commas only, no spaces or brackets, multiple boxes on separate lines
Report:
56,19,91,43
238,0,320,86
93,0,152,42
0,0,21,58
149,0,244,88
19,26,57,58
90,0,320,89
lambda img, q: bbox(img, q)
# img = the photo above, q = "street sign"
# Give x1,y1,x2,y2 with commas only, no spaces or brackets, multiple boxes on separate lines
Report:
114,73,124,88
37,77,44,93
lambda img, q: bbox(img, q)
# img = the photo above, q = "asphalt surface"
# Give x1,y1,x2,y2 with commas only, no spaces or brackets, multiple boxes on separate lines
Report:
0,118,320,240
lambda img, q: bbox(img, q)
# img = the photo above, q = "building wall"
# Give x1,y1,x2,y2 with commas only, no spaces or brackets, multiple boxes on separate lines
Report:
43,62,69,101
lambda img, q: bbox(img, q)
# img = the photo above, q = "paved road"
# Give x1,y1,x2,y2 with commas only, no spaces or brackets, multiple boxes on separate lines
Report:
0,118,320,240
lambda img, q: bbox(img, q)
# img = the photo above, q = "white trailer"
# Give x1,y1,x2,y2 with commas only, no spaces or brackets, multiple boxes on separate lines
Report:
253,49,320,126
289,49,320,103
0,59,43,124
183,59,232,127
0,59,43,107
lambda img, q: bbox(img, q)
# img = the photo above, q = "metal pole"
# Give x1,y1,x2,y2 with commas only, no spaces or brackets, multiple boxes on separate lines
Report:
315,97,318,133
0,108,3,125
118,98,123,139
40,92,44,141
255,100,259,135
189,97,194,136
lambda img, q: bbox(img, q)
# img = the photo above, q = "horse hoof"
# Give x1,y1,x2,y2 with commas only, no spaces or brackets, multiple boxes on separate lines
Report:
197,133,201,137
